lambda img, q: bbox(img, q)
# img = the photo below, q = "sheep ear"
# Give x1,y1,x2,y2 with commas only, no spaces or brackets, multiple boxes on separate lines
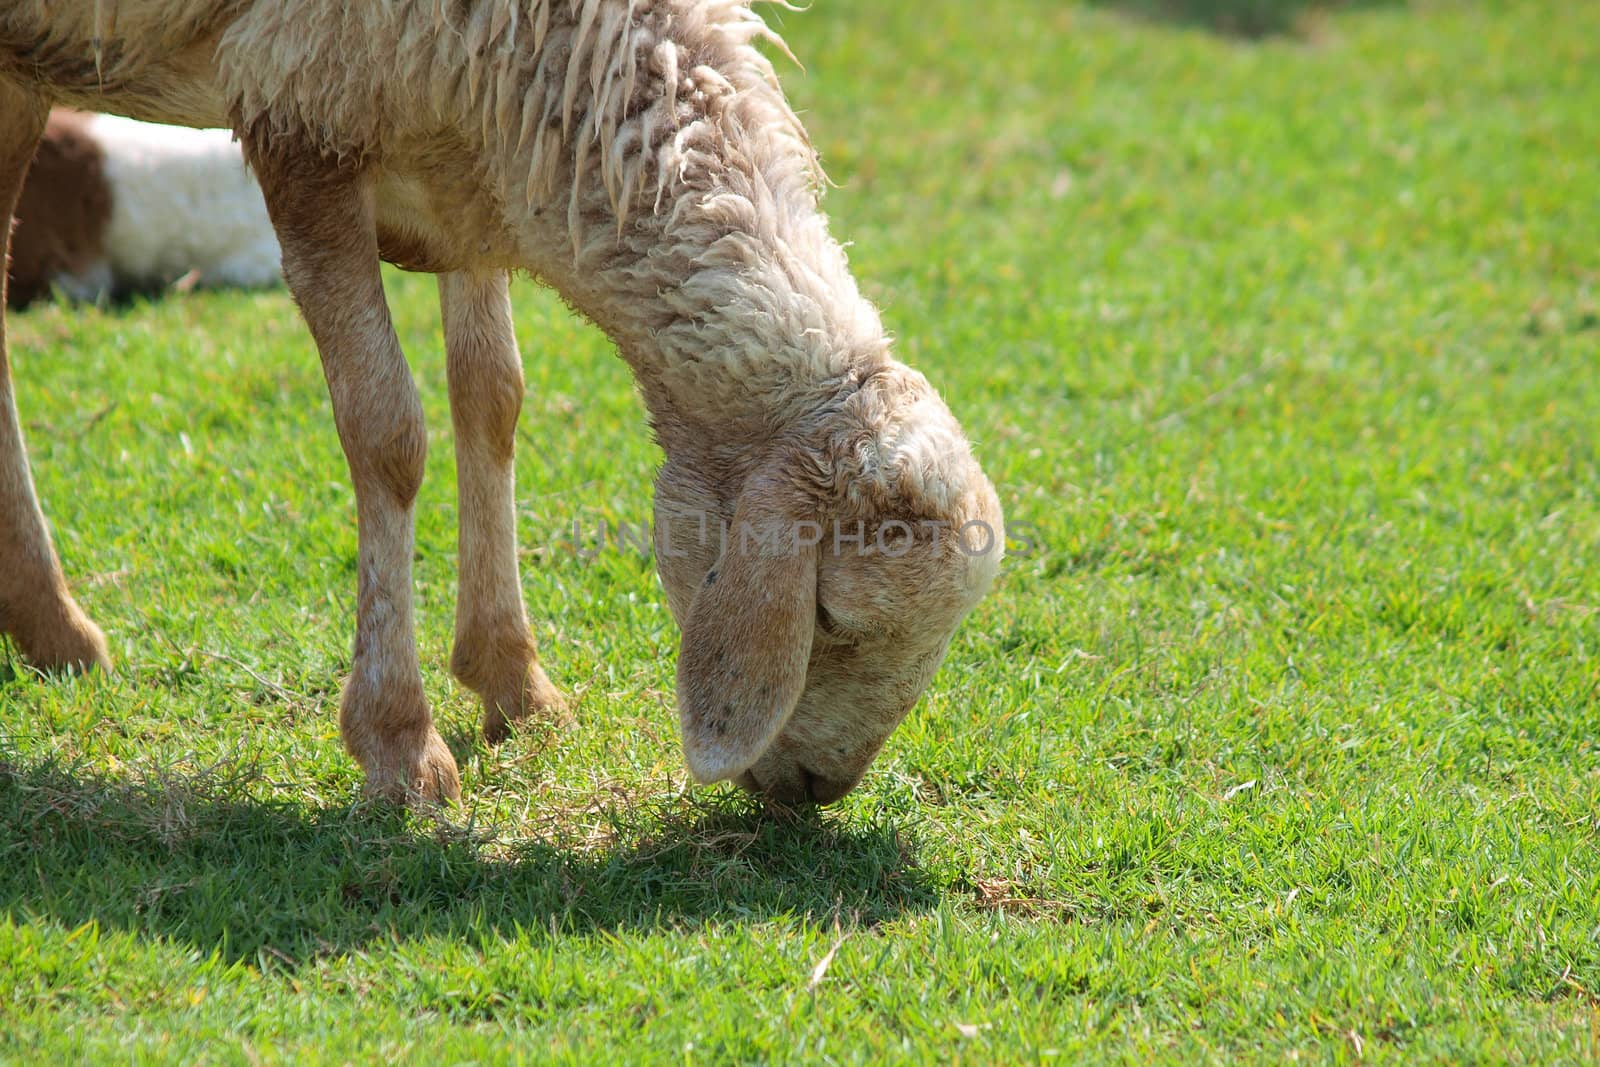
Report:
676,480,817,784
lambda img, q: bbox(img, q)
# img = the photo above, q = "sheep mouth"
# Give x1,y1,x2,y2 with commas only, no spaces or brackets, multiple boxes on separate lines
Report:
734,764,854,806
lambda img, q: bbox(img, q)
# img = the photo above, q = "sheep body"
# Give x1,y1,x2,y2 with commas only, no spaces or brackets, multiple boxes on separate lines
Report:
5,3,848,419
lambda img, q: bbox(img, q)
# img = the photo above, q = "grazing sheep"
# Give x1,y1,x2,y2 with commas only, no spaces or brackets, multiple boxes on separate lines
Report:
7,109,280,309
0,0,1004,806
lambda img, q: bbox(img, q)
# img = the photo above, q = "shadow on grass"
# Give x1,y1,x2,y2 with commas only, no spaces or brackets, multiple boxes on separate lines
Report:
0,755,937,968
1086,0,1403,38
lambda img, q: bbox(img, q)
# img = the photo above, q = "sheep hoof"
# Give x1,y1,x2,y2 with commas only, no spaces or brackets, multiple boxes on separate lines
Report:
13,603,110,674
480,664,569,745
356,726,462,807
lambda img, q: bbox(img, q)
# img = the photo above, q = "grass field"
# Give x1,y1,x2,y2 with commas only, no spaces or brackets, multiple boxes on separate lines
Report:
3,0,1599,1061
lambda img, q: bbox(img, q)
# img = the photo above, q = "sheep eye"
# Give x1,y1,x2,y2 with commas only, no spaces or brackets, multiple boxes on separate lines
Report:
816,604,873,645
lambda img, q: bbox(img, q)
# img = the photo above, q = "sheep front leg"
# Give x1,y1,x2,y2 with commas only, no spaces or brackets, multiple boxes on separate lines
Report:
438,271,566,743
0,86,110,672
244,130,458,804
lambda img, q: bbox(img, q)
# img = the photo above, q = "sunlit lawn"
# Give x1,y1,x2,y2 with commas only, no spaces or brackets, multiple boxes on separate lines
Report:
3,0,1598,1060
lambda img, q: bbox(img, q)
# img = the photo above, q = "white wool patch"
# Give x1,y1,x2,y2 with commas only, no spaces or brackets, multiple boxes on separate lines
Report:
881,394,972,513
81,114,280,293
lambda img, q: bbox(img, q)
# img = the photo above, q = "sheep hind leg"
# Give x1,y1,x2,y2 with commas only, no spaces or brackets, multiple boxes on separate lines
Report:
244,128,458,804
0,87,110,673
438,270,567,744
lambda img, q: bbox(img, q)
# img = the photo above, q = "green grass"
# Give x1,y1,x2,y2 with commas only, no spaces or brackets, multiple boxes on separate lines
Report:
3,0,1598,1061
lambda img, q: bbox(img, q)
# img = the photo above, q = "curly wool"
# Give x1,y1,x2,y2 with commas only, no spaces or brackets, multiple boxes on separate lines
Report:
2,0,940,503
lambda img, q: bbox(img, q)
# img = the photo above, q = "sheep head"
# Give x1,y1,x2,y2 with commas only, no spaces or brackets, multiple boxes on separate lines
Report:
653,362,1003,804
